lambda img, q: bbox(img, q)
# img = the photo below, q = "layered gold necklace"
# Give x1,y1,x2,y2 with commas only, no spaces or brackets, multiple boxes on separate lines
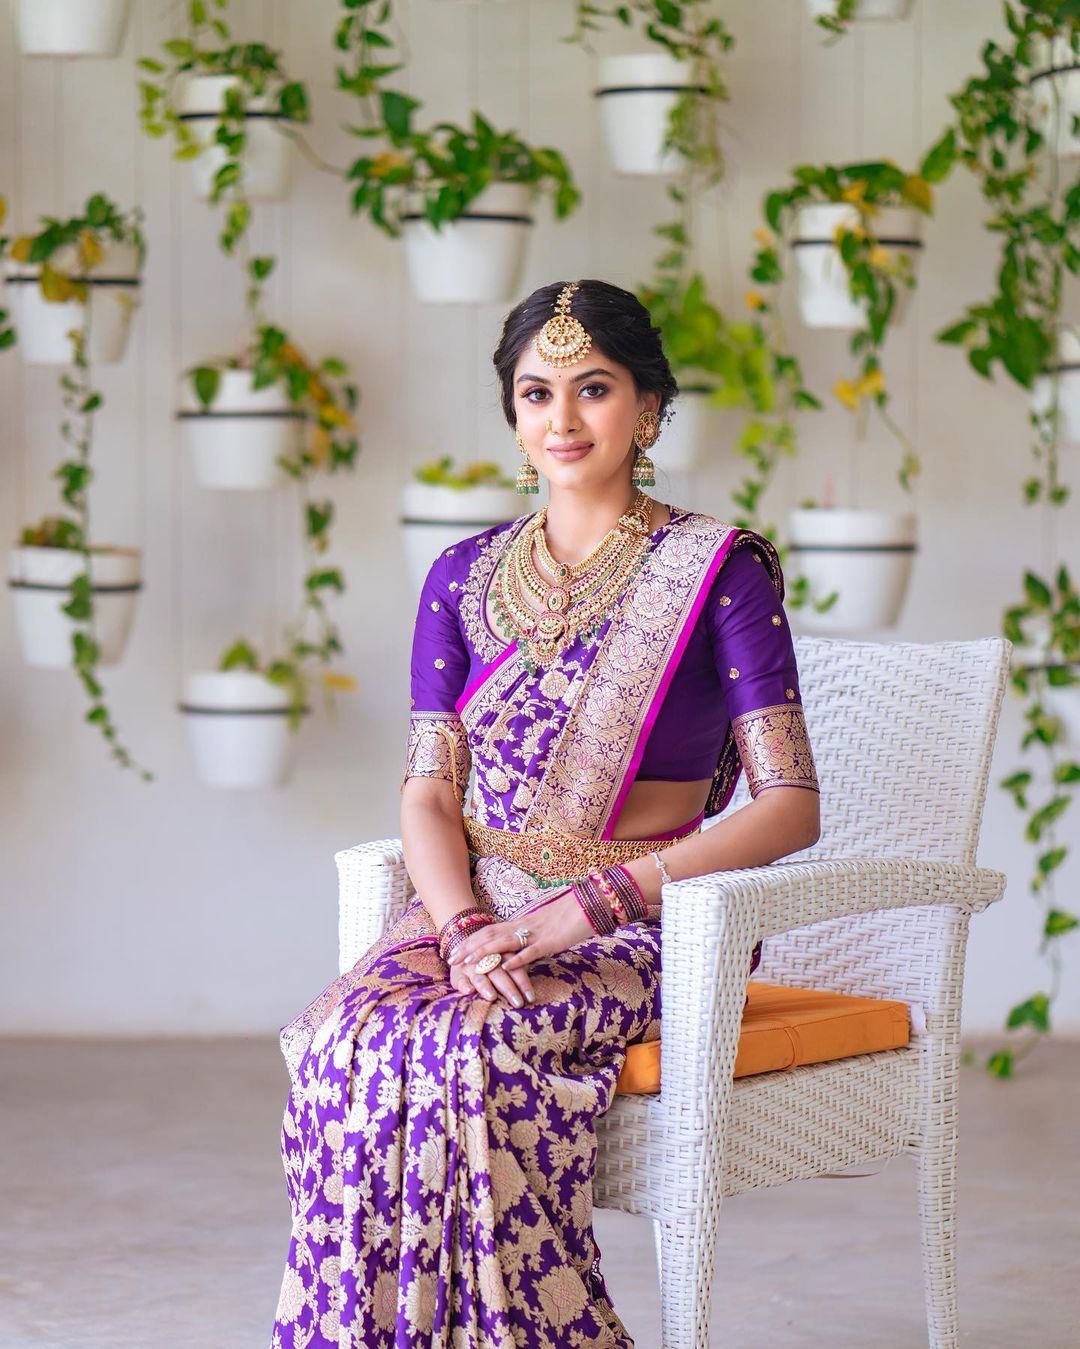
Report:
492,491,656,671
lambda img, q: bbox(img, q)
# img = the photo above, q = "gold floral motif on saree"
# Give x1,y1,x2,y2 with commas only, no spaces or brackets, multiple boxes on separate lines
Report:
457,514,532,665
731,702,820,797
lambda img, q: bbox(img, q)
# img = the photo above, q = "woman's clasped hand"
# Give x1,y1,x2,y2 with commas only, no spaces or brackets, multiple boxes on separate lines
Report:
446,887,595,1008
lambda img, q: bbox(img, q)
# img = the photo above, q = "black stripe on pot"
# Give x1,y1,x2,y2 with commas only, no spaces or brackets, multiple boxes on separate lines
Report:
8,579,143,593
399,212,534,225
177,703,311,716
175,409,305,420
594,85,709,97
788,543,918,554
1029,66,1080,86
401,516,513,527
1043,362,1080,373
4,275,141,287
177,110,283,121
791,238,924,250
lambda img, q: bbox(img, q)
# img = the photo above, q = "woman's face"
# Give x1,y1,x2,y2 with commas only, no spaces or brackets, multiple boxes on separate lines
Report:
511,343,660,492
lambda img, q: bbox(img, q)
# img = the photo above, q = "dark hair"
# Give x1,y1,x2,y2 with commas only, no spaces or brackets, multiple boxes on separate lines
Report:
492,279,679,429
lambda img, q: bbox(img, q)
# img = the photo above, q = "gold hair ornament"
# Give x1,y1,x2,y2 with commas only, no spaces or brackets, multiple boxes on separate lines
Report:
534,281,593,368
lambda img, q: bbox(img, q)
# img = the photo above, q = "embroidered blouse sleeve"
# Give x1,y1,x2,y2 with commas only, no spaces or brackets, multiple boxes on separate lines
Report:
707,541,820,798
400,550,472,805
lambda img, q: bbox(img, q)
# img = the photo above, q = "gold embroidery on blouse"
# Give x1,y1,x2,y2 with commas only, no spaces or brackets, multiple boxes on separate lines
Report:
771,614,781,626
786,687,795,700
448,581,459,591
732,703,819,797
729,667,739,679
431,601,440,611
434,658,445,669
401,711,471,804
718,595,731,606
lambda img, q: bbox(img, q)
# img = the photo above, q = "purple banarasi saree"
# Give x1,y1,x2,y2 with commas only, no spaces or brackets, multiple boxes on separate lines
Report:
271,507,818,1348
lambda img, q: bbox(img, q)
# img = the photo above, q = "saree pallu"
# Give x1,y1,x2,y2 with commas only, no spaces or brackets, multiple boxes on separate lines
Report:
272,857,664,1349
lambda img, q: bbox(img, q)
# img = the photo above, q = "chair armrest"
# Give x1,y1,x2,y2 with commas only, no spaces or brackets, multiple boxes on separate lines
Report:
655,858,1006,1150
335,837,413,973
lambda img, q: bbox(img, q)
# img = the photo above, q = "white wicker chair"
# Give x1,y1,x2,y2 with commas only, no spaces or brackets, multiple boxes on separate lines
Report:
335,637,1010,1348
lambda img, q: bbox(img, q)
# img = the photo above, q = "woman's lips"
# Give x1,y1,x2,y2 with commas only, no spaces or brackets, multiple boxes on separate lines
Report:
546,443,593,461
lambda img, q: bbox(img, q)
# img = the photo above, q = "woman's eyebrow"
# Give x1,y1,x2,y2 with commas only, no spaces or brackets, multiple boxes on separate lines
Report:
515,368,617,385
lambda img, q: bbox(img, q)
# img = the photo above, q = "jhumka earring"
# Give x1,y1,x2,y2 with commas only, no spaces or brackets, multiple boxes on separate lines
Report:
631,409,660,488
515,430,539,495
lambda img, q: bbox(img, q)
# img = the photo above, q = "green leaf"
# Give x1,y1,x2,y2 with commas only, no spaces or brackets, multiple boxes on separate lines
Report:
1045,909,1079,937
1024,572,1053,609
1054,761,1080,784
192,365,220,410
920,127,956,183
1006,993,1050,1032
986,1049,1014,1078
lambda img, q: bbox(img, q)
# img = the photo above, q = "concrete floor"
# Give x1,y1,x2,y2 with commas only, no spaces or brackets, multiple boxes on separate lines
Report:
0,1038,1075,1348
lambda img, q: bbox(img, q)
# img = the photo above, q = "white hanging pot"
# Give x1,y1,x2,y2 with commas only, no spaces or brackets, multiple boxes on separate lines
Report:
659,388,725,472
805,0,913,21
1031,329,1080,446
402,183,534,305
594,53,705,177
792,203,923,331
8,544,141,668
176,75,294,200
179,671,306,789
1029,38,1080,160
401,481,521,593
3,242,141,365
787,507,917,635
15,0,134,57
178,368,303,491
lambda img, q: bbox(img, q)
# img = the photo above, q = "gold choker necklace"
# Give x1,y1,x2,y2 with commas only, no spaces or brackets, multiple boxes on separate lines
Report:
492,492,656,671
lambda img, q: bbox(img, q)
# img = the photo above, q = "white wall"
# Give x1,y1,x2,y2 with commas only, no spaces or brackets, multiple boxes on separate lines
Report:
1,0,1076,1036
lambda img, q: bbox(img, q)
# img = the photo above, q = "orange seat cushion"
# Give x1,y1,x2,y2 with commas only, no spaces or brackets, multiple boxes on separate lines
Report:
615,980,912,1094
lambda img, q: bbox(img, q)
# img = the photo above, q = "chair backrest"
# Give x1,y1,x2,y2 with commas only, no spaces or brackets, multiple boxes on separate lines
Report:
727,636,1011,864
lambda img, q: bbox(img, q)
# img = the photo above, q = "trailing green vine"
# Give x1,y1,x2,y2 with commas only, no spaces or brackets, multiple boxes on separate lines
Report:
928,0,1080,1076
7,195,152,779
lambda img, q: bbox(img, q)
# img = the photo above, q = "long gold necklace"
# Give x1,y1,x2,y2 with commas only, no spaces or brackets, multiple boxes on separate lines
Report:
492,492,655,671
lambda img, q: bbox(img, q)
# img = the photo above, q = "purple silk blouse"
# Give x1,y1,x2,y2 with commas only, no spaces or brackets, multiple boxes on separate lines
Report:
404,506,818,826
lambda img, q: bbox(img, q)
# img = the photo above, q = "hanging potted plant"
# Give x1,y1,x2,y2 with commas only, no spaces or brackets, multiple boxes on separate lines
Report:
807,0,913,41
9,516,141,670
786,498,917,635
568,1,731,178
15,0,134,59
1,210,152,779
3,195,144,366
401,457,519,592
335,7,579,303
347,109,579,304
139,7,309,207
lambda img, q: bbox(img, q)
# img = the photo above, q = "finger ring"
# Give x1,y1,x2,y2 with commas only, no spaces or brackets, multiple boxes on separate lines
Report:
475,952,503,975
514,927,531,950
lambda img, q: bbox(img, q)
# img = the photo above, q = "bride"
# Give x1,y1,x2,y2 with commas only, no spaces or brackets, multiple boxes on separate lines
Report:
272,279,820,1348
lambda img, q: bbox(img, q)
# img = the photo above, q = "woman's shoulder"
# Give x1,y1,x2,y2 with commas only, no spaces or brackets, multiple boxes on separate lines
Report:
664,511,784,601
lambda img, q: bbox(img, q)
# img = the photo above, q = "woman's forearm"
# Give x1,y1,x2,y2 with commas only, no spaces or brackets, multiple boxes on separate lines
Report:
622,786,821,903
400,782,480,929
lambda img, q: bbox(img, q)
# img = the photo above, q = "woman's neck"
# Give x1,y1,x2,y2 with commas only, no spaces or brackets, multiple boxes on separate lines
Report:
542,488,659,568
539,488,666,566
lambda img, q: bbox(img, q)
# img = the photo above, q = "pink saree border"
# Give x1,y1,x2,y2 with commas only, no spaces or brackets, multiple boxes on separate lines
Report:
454,640,516,717
600,532,740,841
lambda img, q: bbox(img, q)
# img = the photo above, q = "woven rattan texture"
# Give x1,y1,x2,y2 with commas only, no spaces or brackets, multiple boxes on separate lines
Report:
335,637,1012,1347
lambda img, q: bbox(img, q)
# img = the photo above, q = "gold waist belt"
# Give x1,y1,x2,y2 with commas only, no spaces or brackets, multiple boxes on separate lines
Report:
463,815,700,883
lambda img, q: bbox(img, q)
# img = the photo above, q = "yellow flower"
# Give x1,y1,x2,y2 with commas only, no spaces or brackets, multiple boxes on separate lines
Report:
753,227,773,247
369,150,410,178
833,377,860,411
841,181,867,204
868,244,892,269
859,367,886,399
744,289,766,310
834,223,865,245
77,229,104,272
321,671,358,693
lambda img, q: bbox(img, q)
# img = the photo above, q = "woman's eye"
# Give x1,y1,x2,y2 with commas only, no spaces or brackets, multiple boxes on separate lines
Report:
523,384,607,402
